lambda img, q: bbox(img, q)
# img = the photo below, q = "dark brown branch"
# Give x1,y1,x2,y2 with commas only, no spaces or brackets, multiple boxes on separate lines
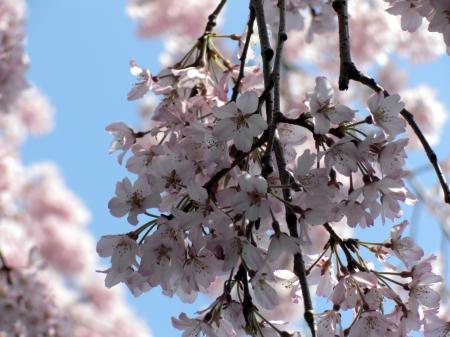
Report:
332,0,450,204
262,0,288,176
253,0,275,177
204,0,228,34
332,0,353,91
236,264,256,334
231,6,256,102
251,0,274,87
276,113,346,139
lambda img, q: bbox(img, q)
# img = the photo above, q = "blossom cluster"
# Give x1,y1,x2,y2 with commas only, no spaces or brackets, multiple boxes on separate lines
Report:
99,0,450,333
97,0,450,336
385,0,450,54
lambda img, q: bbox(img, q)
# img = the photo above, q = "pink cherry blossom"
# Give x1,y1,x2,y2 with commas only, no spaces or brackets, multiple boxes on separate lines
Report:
213,91,267,152
228,173,271,221
127,60,154,100
108,177,161,225
367,92,406,140
97,234,138,287
348,311,397,337
307,77,355,134
386,0,426,32
106,122,137,164
386,220,424,267
424,310,450,337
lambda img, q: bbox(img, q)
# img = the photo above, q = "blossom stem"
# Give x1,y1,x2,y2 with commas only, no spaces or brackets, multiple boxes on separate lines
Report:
324,223,364,271
305,244,330,275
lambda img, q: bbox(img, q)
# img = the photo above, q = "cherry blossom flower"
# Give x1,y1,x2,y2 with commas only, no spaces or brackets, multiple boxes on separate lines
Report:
408,258,442,313
386,0,427,32
307,256,337,298
97,234,138,287
325,137,361,176
424,310,450,337
228,173,271,221
348,311,397,337
106,122,137,164
317,310,342,337
172,313,217,337
307,77,355,134
213,91,267,152
251,268,280,310
127,59,154,100
0,0,28,111
267,232,301,262
386,220,424,267
367,92,406,140
108,177,161,225
428,0,450,50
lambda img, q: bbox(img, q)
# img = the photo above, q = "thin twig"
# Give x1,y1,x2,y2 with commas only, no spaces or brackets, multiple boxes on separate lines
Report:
196,0,228,66
332,0,450,204
252,0,275,178
231,6,256,101
204,0,228,34
323,223,364,271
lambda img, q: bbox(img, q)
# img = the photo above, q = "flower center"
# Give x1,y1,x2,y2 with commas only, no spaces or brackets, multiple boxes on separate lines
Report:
165,169,181,189
232,110,249,130
129,190,144,208
248,191,262,205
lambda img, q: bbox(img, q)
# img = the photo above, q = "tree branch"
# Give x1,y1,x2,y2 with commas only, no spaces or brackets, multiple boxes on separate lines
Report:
253,0,275,177
262,0,288,176
203,0,228,34
332,0,450,204
231,5,256,102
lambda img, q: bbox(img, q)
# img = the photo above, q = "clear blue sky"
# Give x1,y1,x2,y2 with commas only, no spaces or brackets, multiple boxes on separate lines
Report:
24,1,449,336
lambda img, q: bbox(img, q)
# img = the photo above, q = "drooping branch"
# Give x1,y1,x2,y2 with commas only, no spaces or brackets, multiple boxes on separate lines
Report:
262,0,288,176
274,140,317,337
252,0,275,177
332,0,450,204
231,5,256,101
252,1,316,335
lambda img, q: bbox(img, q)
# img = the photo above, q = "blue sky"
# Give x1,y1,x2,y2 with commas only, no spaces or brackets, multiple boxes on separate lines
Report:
24,1,449,336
